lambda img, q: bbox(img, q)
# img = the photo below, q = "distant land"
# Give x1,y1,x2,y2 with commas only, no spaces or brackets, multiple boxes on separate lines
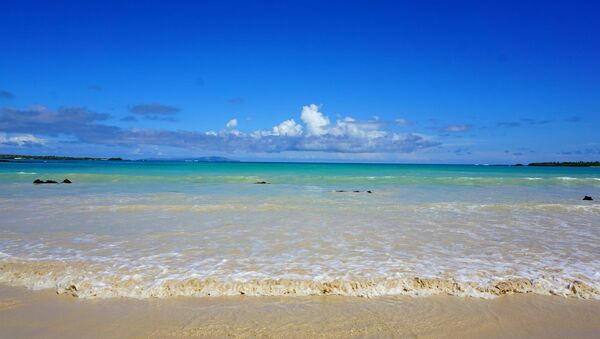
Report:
0,154,239,163
0,154,597,166
527,161,600,167
0,154,123,161
139,156,239,162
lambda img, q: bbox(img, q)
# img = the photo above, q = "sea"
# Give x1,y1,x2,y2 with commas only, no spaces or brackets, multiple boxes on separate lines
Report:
0,160,599,299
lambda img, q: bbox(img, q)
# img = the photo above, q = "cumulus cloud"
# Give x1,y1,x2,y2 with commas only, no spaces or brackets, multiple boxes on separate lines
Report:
252,119,304,138
0,132,45,146
0,90,15,100
129,103,180,115
271,119,303,137
0,104,441,154
226,118,238,129
300,104,330,136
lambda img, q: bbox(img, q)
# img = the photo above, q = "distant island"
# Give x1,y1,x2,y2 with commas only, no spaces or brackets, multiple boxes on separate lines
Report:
528,161,600,167
139,156,239,162
0,154,123,161
0,154,240,163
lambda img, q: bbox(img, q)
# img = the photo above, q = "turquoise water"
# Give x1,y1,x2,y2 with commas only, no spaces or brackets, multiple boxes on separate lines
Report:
2,160,600,184
0,161,599,298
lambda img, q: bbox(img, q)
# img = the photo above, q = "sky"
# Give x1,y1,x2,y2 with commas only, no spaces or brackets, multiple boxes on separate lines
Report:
0,0,599,163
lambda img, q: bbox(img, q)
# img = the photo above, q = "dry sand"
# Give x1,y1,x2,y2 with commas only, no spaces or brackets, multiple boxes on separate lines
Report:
1,285,599,338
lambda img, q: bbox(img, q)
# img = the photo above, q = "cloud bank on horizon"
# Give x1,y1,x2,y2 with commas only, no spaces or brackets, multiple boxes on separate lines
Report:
0,104,440,156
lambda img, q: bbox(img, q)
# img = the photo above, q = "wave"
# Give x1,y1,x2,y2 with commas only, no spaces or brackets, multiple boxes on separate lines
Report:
0,260,597,300
2,172,600,186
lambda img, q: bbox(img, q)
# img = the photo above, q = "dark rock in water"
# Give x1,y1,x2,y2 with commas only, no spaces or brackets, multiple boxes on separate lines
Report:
62,178,72,184
335,190,373,194
254,181,270,184
33,179,61,184
583,196,593,201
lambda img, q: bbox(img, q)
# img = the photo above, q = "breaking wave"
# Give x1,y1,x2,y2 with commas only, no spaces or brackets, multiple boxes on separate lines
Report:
0,260,598,300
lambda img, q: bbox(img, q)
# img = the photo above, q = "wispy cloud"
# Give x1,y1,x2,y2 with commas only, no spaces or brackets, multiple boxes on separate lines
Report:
88,85,103,92
0,132,45,146
452,147,472,155
497,118,552,128
129,103,180,115
497,121,521,128
443,124,471,133
395,118,410,126
120,116,138,122
0,106,111,136
559,148,600,155
128,103,180,122
0,90,15,100
226,97,244,105
520,118,552,125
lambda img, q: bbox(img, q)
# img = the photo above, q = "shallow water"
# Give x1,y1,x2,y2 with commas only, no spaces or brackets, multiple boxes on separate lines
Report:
1,161,599,298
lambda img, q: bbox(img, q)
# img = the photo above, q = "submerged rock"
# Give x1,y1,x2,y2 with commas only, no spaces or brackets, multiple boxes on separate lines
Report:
62,178,72,184
44,180,58,184
254,181,270,184
583,195,593,201
334,190,373,194
33,179,44,184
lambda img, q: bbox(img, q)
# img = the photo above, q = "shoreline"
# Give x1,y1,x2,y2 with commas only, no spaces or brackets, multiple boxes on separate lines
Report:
1,285,599,338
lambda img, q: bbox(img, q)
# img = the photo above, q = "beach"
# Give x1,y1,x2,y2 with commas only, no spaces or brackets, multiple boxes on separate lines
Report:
1,285,600,338
1,161,599,336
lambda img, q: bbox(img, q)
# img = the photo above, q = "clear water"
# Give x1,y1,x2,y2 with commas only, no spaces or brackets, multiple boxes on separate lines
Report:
1,161,599,298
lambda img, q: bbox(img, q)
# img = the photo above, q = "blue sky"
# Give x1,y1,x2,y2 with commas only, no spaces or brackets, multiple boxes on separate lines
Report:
1,0,599,163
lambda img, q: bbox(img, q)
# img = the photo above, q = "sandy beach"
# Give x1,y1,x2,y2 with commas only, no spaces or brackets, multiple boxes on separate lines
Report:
0,285,598,338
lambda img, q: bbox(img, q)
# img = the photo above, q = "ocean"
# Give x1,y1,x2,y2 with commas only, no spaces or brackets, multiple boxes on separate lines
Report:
0,161,599,299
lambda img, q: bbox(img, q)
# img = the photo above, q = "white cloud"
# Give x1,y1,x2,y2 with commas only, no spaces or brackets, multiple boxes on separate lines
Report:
329,117,387,140
300,104,330,136
254,119,304,137
272,119,303,136
0,132,46,146
226,118,238,129
0,104,441,154
395,118,410,126
444,124,470,132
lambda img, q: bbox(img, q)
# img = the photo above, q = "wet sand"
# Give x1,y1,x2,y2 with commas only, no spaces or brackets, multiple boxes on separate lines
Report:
1,286,599,338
